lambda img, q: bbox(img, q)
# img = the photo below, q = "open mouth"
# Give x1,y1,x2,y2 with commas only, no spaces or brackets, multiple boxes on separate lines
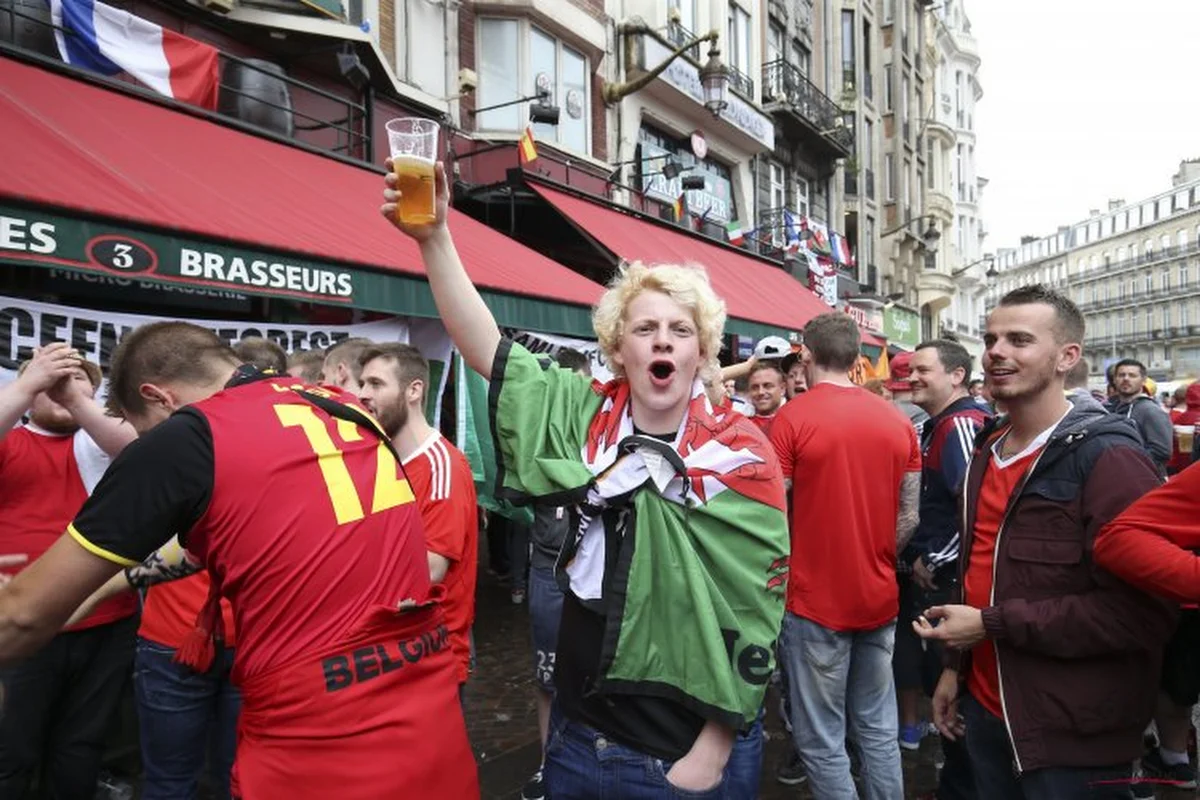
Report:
649,360,676,386
989,367,1016,381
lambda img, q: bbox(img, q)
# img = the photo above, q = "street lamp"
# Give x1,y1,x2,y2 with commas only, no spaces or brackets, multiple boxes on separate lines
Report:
602,25,729,115
950,254,998,279
881,214,941,253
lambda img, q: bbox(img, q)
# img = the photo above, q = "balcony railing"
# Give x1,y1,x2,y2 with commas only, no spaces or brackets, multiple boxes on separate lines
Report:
665,22,701,62
727,63,755,100
1,6,371,161
762,59,854,151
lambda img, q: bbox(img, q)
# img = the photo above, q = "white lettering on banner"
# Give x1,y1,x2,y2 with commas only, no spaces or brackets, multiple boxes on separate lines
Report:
644,38,775,150
177,248,354,299
0,216,57,254
0,294,410,386
841,303,884,333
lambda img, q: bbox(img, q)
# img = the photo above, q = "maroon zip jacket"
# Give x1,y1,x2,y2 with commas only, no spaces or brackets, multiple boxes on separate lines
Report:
948,404,1176,773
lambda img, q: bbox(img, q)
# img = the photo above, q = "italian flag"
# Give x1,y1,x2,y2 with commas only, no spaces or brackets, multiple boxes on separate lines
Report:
726,221,745,246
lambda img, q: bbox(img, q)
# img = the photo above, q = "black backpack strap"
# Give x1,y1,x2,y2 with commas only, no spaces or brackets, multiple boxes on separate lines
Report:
290,388,409,476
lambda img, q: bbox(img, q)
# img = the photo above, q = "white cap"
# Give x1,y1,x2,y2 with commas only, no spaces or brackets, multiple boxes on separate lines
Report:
754,336,792,360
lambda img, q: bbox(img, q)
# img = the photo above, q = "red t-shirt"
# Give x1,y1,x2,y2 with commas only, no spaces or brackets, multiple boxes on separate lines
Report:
182,380,433,685
770,383,922,631
749,413,775,438
0,426,135,629
965,441,1045,720
139,573,238,650
403,431,478,684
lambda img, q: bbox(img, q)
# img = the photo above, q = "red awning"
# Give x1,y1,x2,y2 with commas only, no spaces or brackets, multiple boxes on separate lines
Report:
0,58,602,310
531,184,832,333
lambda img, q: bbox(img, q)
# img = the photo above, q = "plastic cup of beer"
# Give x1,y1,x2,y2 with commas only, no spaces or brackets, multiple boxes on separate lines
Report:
386,118,439,225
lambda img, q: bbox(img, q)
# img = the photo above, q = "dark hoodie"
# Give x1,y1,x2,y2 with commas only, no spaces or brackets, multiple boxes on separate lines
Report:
1106,392,1173,472
1168,382,1200,473
950,403,1176,773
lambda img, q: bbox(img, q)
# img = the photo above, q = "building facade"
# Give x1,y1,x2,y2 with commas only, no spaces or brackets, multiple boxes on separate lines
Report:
927,0,986,362
990,161,1200,384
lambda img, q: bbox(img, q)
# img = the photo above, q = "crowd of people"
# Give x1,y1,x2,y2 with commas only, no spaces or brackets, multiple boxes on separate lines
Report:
0,159,1198,800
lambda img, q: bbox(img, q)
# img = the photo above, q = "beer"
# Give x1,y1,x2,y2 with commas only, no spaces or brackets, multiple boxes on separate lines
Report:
1176,424,1194,456
394,156,436,225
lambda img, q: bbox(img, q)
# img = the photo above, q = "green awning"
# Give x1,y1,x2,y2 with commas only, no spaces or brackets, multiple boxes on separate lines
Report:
0,204,596,337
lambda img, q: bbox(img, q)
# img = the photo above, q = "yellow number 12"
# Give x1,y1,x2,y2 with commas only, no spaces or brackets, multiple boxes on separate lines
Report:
274,403,414,525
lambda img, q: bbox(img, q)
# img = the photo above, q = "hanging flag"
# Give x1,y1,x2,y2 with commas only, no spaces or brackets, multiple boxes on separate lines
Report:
518,125,538,163
783,210,802,253
803,217,832,256
830,232,854,266
48,0,219,109
673,192,686,222
725,221,745,246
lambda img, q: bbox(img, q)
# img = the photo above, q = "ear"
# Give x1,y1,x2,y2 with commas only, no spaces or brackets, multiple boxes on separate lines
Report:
407,378,427,408
139,382,176,412
1057,343,1082,375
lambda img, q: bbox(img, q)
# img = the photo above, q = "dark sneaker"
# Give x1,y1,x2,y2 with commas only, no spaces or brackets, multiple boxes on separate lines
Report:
776,751,808,786
521,766,546,800
1142,747,1198,789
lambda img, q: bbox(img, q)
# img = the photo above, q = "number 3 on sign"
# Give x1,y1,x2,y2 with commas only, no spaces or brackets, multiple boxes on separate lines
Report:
274,404,414,524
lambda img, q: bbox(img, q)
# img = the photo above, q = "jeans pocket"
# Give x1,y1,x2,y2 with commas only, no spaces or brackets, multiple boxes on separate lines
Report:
653,758,728,799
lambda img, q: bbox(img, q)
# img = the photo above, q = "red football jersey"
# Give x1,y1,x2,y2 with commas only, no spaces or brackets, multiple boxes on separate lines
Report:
403,432,478,684
184,378,433,685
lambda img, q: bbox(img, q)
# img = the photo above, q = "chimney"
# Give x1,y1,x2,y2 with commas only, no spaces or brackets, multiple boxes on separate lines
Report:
1108,199,1124,211
1019,235,1038,245
1088,209,1101,218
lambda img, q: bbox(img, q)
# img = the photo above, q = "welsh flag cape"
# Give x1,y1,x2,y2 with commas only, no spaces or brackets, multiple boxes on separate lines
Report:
489,340,789,728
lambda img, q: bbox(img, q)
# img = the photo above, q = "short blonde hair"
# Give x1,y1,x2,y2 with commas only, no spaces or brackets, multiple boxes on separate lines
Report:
592,261,726,381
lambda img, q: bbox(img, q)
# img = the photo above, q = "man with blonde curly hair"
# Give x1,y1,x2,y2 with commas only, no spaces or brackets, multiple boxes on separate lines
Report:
384,163,790,799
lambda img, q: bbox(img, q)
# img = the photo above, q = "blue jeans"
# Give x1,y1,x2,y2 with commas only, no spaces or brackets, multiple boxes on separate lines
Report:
529,566,565,691
544,705,763,799
780,612,904,800
134,637,241,800
961,693,1135,800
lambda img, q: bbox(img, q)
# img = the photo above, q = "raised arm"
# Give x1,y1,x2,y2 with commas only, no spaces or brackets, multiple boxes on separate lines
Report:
382,161,501,377
0,344,81,437
47,376,136,458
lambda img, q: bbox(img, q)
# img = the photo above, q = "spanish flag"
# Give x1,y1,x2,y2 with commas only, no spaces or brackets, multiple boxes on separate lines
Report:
673,192,685,222
518,125,538,164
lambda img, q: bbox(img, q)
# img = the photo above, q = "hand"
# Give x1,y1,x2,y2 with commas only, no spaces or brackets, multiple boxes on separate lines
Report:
0,554,28,590
381,159,450,242
45,370,89,413
912,604,986,650
665,751,724,793
16,343,81,395
932,669,966,741
912,557,936,591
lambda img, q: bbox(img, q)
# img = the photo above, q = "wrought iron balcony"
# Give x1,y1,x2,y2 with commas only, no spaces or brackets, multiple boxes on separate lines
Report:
761,59,853,155
726,63,755,100
665,22,701,62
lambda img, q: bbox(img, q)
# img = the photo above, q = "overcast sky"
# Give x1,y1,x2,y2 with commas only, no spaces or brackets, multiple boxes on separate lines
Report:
970,1,1200,252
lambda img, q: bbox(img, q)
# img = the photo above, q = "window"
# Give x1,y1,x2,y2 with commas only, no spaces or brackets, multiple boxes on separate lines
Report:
1161,233,1172,252
477,20,590,154
1180,262,1189,286
862,19,872,90
1144,273,1152,293
904,158,912,215
841,11,856,87
954,70,964,127
1163,269,1171,291
901,75,910,131
794,176,810,218
1131,243,1138,261
863,118,874,165
728,4,751,80
864,216,875,269
1180,230,1189,250
1158,196,1171,220
884,65,893,112
792,41,811,76
1117,246,1127,263
1116,213,1127,233
767,21,785,64
1145,239,1154,257
768,162,785,245
884,154,895,201
669,0,697,34
883,0,893,22
1184,304,1191,327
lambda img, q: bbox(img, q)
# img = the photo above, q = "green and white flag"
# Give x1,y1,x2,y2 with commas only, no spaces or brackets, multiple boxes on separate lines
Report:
488,339,789,727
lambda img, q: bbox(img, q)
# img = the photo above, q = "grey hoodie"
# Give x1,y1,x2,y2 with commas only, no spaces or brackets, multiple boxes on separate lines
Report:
1105,394,1173,471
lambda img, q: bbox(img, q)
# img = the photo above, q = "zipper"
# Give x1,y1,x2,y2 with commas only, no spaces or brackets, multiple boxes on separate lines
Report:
989,442,1050,776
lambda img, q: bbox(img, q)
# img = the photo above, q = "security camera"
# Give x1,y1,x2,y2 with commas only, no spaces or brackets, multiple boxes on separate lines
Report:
458,68,478,95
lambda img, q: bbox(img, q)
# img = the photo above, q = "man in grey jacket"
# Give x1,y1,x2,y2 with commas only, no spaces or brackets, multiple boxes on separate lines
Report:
1105,358,1173,475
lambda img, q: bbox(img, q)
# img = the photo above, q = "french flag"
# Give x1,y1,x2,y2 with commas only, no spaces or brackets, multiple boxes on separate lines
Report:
48,0,220,108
